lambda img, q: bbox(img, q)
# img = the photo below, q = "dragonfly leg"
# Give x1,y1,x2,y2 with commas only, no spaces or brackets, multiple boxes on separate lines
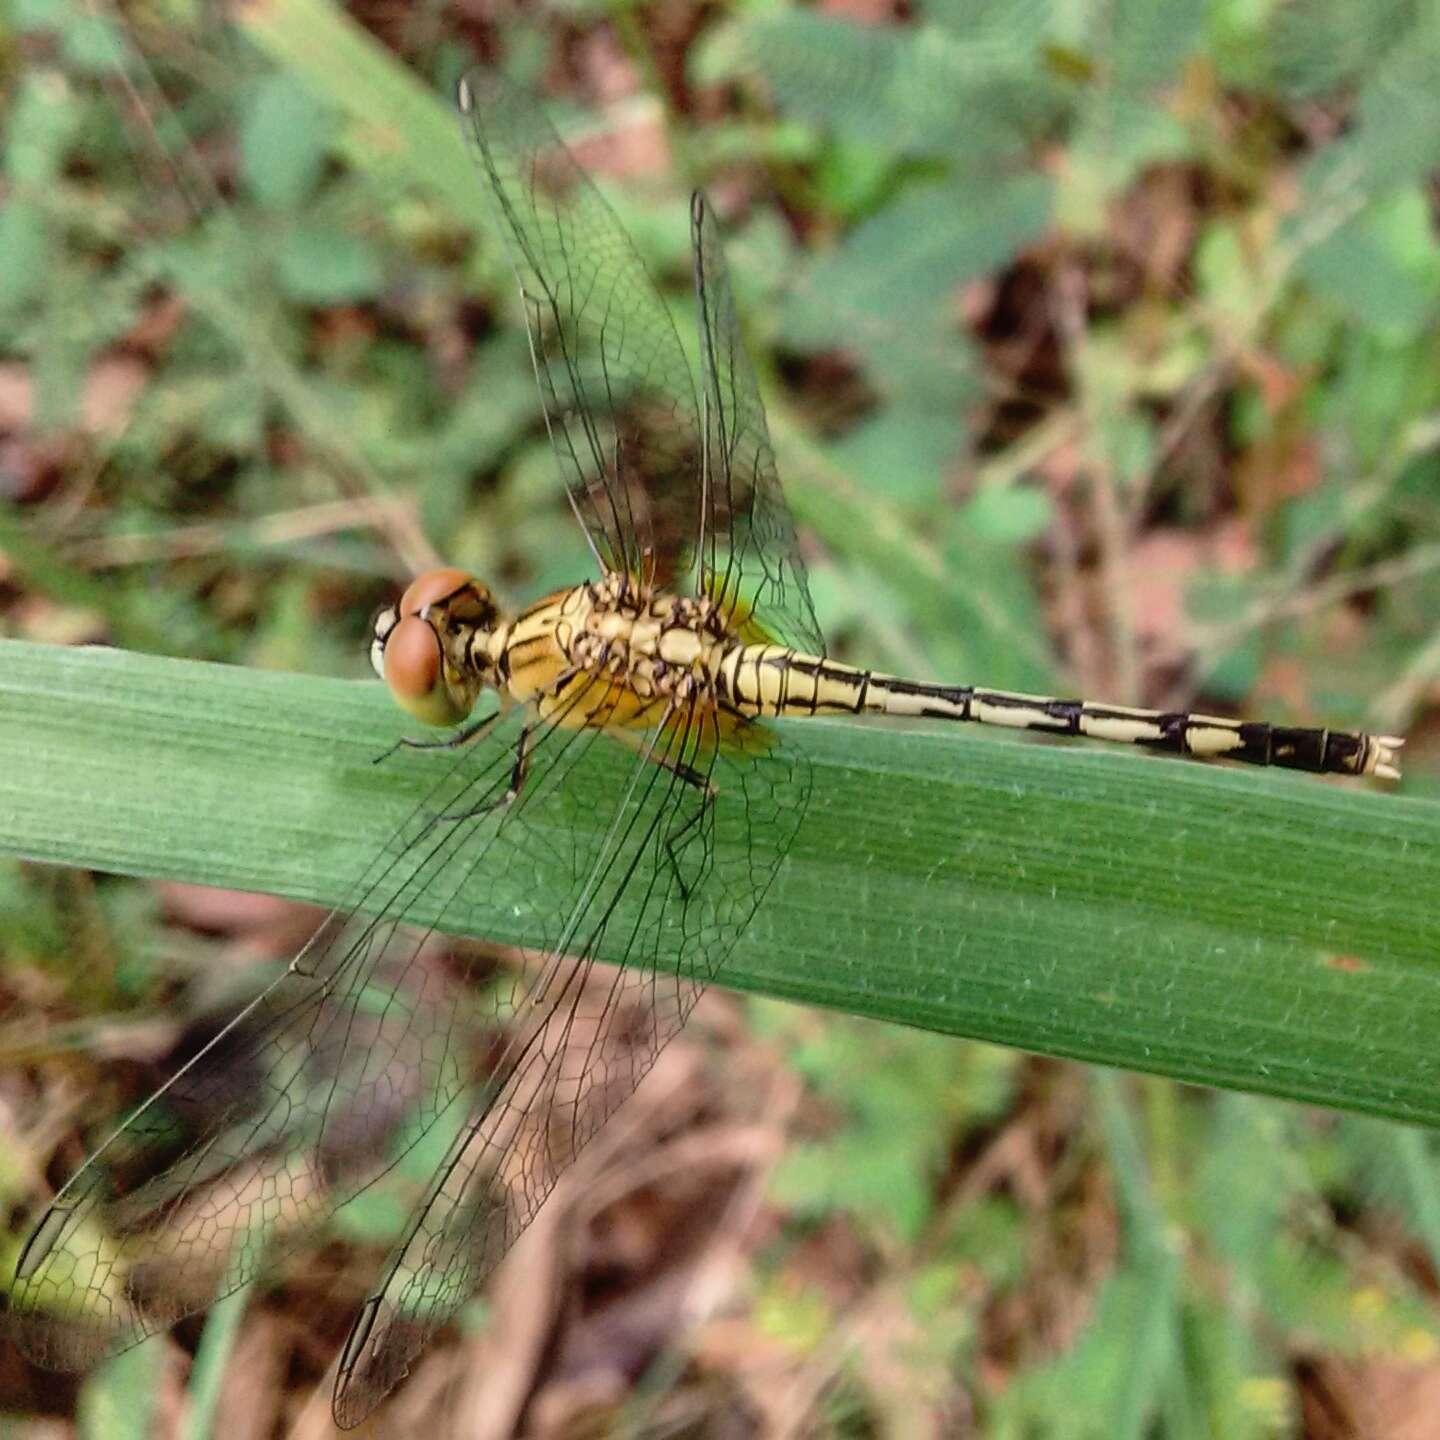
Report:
658,754,714,794
438,723,535,824
663,790,714,903
505,721,534,802
654,754,716,903
606,721,718,901
372,705,505,765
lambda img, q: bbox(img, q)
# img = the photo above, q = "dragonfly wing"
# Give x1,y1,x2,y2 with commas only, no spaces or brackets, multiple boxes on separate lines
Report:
690,192,825,656
10,695,809,1423
331,705,810,1426
7,710,559,1368
457,68,705,587
2,691,645,1368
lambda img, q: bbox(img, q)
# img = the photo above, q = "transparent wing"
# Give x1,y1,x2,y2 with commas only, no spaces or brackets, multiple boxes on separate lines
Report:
457,72,824,654
11,72,818,1425
331,707,808,1426
6,698,580,1368
457,68,705,586
9,688,809,1425
691,192,825,656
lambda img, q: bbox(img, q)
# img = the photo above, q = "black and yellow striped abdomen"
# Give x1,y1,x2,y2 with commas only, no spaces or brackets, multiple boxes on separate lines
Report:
714,643,1402,779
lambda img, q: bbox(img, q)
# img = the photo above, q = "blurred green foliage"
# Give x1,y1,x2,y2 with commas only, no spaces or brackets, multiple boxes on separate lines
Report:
2,0,1439,1433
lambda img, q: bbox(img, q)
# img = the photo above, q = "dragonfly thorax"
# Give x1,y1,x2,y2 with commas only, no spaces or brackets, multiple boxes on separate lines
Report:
560,572,732,707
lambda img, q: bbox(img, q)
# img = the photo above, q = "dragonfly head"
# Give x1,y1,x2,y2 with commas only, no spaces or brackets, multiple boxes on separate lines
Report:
371,567,500,727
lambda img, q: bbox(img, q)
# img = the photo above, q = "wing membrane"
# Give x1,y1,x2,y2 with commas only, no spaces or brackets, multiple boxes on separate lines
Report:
458,68,705,585
332,704,808,1425
14,73,821,1428
5,702,550,1365
691,193,825,655
9,687,607,1365
456,71,823,657
11,688,810,1425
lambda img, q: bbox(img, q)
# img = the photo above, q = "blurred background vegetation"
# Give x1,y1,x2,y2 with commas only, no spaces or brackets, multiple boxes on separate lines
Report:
2,0,1440,1433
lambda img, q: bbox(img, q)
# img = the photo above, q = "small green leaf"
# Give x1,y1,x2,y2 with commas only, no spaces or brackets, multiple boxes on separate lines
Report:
276,222,385,304
4,70,81,187
1266,0,1414,97
1195,221,1267,329
781,175,1050,411
241,72,336,209
812,140,895,217
921,0,1050,52
831,412,960,507
0,202,49,315
738,11,1059,161
789,176,1052,330
963,485,1053,544
1297,190,1440,333
14,0,77,35
58,10,129,72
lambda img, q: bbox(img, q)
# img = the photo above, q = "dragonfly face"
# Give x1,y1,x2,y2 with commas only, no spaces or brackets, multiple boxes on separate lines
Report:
370,566,502,726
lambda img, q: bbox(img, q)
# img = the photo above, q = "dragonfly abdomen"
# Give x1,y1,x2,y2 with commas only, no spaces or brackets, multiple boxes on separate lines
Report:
718,645,1401,778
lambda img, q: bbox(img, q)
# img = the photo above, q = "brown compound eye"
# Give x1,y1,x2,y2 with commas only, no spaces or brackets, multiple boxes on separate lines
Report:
382,614,471,726
400,567,479,618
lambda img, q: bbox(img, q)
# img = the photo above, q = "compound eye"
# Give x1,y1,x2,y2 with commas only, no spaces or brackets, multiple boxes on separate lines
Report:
382,615,470,726
400,567,478,617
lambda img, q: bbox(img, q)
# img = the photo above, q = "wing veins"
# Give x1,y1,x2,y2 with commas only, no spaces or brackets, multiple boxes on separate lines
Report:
11,678,628,1363
333,704,703,1419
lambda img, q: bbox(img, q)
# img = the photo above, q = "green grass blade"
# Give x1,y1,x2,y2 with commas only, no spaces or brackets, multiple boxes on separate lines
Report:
76,1343,162,1440
182,1282,253,1440
2,638,1436,1125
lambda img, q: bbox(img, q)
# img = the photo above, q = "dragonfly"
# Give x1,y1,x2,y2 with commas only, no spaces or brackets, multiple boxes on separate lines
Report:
10,67,1404,1429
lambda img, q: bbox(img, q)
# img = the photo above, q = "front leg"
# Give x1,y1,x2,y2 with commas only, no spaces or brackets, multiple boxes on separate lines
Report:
372,705,505,767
